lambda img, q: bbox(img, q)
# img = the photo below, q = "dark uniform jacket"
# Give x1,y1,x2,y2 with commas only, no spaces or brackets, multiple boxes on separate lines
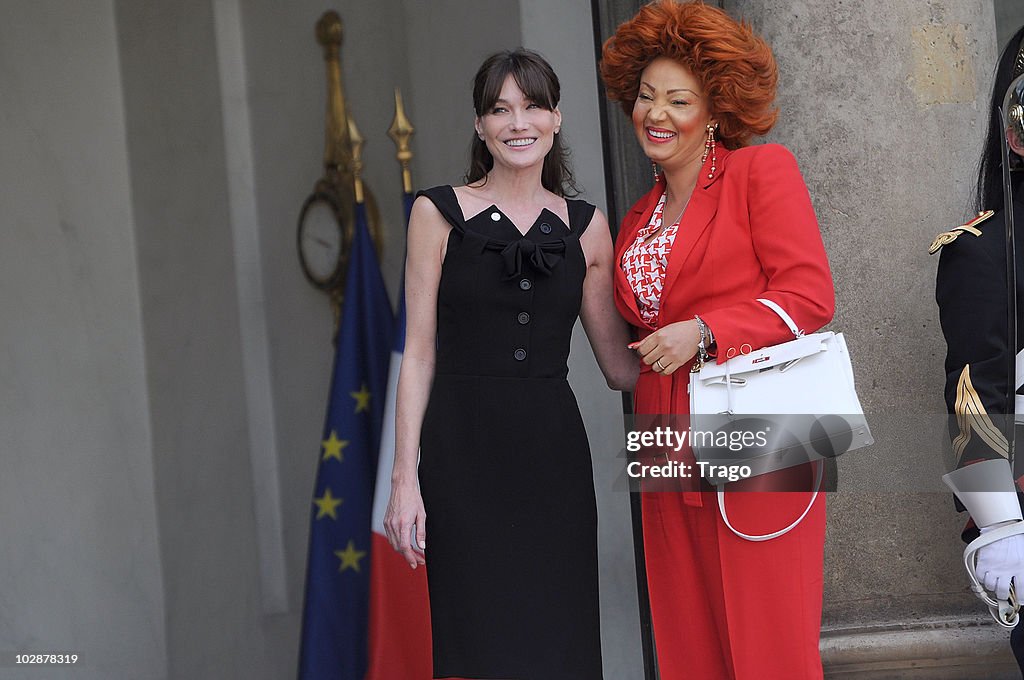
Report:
934,196,1024,529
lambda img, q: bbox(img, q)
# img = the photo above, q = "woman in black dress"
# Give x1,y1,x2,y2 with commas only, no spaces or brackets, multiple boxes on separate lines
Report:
384,49,636,679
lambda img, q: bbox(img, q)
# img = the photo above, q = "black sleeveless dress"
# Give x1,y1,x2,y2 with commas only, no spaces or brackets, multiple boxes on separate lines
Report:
417,185,603,680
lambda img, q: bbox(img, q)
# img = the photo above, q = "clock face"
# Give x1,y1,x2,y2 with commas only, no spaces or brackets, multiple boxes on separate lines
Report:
298,196,344,289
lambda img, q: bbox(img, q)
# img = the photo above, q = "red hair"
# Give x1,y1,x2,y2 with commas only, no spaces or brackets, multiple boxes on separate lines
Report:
600,0,778,148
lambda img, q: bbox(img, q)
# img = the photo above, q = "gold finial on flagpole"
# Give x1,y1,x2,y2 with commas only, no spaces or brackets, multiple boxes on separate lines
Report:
349,116,365,204
388,88,415,193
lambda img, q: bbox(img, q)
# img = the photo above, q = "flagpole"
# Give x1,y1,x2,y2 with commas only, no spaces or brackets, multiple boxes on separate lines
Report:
349,116,365,206
388,87,414,333
388,88,415,195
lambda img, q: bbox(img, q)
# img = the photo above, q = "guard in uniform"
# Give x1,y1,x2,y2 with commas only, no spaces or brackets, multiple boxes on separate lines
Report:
934,23,1024,673
935,196,1024,677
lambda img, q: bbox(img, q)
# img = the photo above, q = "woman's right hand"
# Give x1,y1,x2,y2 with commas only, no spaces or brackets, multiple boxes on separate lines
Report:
385,195,446,571
384,479,426,569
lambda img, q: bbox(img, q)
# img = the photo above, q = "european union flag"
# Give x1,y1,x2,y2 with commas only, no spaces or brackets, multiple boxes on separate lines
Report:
298,200,393,680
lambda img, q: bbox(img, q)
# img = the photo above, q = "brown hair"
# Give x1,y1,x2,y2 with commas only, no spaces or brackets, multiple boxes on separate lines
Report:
465,48,578,196
600,0,778,148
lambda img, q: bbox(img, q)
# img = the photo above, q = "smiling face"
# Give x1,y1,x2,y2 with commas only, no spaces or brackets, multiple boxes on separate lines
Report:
632,57,715,175
475,74,561,173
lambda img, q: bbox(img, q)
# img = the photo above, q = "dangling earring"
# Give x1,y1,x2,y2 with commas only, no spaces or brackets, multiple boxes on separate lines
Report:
652,161,660,182
700,123,718,179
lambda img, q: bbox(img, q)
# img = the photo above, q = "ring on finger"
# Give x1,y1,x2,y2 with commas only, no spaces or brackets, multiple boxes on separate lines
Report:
654,358,666,372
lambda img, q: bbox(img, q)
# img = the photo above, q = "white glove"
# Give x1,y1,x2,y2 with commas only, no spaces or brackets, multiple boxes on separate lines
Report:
977,524,1024,601
944,460,1024,626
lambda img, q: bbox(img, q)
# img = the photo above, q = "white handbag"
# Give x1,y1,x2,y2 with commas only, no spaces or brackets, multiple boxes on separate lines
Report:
688,298,872,540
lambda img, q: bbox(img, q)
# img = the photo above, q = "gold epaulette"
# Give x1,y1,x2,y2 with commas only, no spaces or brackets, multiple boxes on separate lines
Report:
929,210,996,254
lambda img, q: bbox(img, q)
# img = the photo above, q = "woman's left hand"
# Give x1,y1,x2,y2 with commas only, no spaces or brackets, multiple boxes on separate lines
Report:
632,319,700,375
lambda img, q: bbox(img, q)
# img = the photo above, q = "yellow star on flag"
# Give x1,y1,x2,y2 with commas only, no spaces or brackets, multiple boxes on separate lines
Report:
321,431,348,462
312,488,343,520
350,383,371,413
335,539,367,573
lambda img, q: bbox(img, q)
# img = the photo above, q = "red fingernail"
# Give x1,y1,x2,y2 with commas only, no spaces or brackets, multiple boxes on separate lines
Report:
627,341,641,350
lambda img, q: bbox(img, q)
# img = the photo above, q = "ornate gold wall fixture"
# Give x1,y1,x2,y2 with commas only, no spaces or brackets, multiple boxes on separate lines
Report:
297,10,383,308
315,10,350,187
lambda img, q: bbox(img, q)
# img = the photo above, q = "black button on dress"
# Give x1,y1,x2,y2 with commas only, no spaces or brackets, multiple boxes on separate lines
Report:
416,185,602,680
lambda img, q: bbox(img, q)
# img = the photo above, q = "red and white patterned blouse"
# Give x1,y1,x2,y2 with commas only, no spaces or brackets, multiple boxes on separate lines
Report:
620,192,679,326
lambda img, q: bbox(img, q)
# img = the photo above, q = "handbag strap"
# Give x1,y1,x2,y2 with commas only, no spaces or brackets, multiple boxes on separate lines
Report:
716,460,822,541
756,298,804,339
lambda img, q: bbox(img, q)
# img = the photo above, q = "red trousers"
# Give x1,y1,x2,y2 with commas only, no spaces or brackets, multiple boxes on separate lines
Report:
642,486,825,679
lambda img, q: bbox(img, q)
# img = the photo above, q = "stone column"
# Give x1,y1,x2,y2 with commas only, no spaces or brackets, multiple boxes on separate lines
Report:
724,0,1013,676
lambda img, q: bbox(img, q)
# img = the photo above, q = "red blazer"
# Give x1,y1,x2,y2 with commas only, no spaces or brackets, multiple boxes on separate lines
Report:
614,143,835,416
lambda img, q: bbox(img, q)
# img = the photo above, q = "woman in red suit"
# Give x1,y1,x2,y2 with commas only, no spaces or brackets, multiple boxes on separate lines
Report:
601,2,835,678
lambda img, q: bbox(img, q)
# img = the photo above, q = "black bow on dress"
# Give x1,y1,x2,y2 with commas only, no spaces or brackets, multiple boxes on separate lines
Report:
490,238,567,279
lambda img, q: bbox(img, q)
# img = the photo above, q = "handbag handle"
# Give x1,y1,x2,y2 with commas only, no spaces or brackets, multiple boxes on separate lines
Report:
756,298,804,339
717,299,802,414
716,460,822,541
715,300,819,539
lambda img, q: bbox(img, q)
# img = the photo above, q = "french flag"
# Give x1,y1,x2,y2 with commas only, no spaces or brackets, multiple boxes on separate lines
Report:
366,192,433,679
